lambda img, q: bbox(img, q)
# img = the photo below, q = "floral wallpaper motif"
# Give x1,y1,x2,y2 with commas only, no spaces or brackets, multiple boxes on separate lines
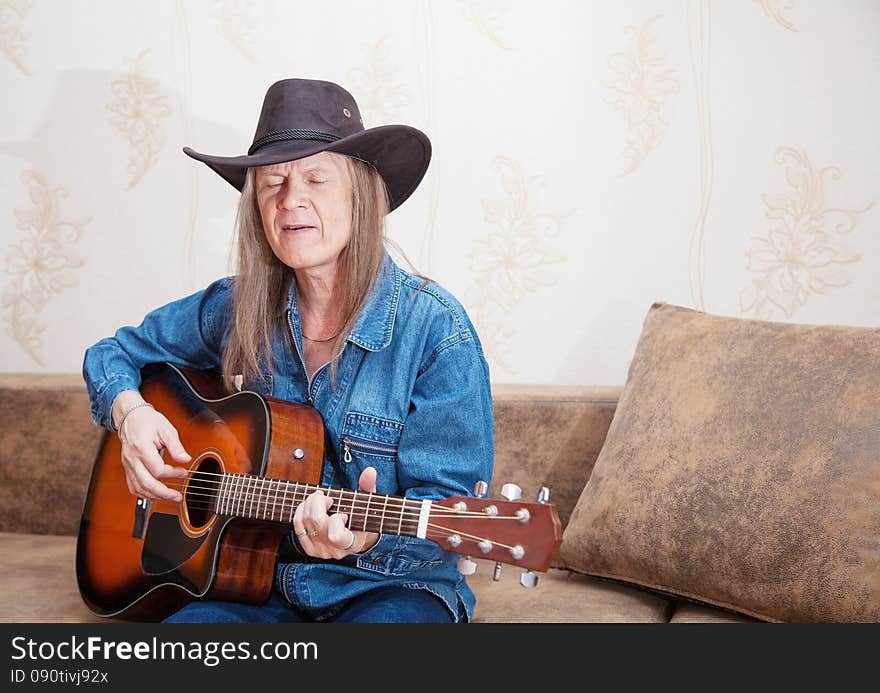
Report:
460,0,511,50
468,157,570,373
603,15,680,176
3,171,89,367
756,0,798,32
686,0,713,312
0,0,31,76
415,0,440,274
347,36,410,127
740,147,873,320
210,0,256,63
106,50,173,189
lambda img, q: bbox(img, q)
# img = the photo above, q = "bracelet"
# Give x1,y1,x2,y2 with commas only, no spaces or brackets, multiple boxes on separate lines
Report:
116,401,155,439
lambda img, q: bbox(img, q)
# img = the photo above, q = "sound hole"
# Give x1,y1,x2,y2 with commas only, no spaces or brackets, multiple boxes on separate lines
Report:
185,456,221,529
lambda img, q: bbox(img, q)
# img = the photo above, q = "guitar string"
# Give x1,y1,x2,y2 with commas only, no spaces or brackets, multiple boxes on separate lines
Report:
150,472,532,550
175,486,527,522
172,476,513,517
170,484,527,522
153,484,525,550
160,469,506,518
171,494,523,552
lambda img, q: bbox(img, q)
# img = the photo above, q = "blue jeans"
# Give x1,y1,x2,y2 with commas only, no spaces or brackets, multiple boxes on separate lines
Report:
163,587,454,623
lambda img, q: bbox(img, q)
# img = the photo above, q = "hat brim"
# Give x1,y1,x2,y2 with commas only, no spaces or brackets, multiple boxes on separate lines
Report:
182,124,430,213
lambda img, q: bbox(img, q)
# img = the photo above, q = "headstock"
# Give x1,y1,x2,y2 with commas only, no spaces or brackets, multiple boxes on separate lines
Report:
427,481,563,588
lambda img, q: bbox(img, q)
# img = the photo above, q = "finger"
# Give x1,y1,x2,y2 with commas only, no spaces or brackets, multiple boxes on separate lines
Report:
291,499,310,541
327,513,351,548
130,443,182,502
302,490,330,537
148,446,188,481
159,426,192,466
358,466,378,492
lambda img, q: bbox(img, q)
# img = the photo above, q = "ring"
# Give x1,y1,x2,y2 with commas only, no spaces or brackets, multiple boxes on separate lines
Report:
342,531,356,552
294,529,308,538
309,530,319,537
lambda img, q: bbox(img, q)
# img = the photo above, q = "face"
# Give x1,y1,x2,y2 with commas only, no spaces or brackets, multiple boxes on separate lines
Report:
254,151,353,275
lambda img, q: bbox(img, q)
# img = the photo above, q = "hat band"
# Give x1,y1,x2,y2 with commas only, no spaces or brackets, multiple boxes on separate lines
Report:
248,128,341,155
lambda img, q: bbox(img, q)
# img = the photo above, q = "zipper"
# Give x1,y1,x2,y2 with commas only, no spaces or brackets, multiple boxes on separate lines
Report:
342,436,399,463
287,308,327,406
286,308,337,406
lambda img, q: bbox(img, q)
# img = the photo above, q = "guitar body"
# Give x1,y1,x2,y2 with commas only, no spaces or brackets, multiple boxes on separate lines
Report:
76,362,325,621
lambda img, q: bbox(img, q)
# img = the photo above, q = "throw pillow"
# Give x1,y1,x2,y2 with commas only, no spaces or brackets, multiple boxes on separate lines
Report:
560,302,880,622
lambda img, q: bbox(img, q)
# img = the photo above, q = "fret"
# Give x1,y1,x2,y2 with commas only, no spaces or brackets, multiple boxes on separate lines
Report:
347,489,357,529
279,480,288,522
290,482,300,523
256,477,266,519
237,475,247,517
270,479,278,521
244,476,254,517
363,492,372,532
253,477,261,518
379,494,388,534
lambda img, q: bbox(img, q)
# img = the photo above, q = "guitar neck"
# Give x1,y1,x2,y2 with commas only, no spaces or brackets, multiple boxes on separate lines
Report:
211,473,426,539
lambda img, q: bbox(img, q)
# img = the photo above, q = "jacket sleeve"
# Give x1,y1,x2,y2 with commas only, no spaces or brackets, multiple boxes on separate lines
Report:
81,277,234,430
355,332,495,577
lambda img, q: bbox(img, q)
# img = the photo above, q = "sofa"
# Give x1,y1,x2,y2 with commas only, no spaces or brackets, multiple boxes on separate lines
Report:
0,371,754,624
5,301,878,623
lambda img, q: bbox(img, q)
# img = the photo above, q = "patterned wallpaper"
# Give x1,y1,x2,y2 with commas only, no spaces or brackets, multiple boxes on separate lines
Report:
1,0,878,386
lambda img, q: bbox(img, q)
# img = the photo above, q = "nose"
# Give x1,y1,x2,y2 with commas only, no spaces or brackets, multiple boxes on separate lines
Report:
278,179,310,210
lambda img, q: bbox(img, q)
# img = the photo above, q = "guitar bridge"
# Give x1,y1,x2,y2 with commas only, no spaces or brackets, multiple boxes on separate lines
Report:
132,497,152,539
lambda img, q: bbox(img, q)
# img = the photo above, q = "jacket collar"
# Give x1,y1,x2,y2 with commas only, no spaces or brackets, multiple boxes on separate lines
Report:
284,250,400,352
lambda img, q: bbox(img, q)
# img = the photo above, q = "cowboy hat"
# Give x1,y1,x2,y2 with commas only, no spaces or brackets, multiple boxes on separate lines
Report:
183,78,431,212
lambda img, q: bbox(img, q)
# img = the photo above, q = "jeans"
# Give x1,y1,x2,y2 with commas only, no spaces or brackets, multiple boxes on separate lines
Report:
163,587,454,623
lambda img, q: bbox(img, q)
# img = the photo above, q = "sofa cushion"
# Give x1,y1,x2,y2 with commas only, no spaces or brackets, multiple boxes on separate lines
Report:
560,302,880,622
668,600,757,623
0,533,678,624
0,532,111,623
467,560,672,623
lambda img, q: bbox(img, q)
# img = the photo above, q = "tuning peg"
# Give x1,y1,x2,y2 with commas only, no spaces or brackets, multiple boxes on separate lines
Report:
493,562,503,581
500,483,522,501
536,486,550,504
473,480,488,498
520,570,538,588
457,556,477,575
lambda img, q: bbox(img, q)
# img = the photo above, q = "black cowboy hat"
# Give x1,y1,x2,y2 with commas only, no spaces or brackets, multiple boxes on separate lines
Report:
183,78,431,213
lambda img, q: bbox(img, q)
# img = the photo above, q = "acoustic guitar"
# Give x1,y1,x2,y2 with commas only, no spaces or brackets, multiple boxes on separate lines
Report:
76,362,563,620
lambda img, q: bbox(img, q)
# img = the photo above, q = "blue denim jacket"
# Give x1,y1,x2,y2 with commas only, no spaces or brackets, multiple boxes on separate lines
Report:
82,251,494,622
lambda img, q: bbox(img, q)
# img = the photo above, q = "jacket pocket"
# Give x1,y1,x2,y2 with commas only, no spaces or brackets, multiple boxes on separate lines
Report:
339,412,403,464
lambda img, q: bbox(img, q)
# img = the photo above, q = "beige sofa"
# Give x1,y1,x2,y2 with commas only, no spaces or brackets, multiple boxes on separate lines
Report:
0,375,754,623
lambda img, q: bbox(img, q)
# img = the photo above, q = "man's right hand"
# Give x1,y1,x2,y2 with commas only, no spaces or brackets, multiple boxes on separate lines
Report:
112,390,190,502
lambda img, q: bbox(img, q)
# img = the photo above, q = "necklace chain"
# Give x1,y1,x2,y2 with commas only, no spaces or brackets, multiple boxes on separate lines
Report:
302,331,340,343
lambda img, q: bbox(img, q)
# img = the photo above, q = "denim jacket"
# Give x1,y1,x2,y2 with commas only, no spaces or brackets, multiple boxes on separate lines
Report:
82,250,494,622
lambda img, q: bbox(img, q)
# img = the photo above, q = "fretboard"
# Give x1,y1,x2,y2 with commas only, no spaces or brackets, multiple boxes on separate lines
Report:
211,473,426,538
